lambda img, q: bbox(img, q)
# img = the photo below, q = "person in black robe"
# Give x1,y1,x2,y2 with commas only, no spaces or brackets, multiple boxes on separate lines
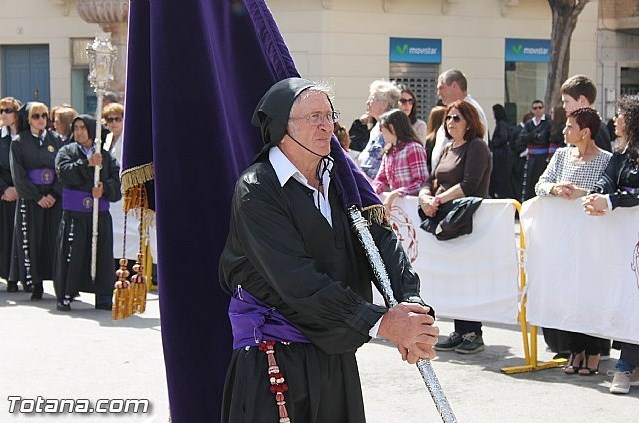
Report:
0,96,21,290
54,114,120,311
219,78,439,423
10,102,63,300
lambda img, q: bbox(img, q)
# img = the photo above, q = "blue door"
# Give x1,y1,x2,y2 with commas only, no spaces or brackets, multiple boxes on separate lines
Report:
2,45,50,107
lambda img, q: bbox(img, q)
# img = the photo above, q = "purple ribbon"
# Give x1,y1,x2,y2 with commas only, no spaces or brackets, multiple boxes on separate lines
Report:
27,168,56,185
620,186,639,195
62,188,109,212
228,286,310,349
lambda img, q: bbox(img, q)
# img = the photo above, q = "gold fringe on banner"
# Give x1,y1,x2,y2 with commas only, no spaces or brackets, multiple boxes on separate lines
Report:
120,162,155,194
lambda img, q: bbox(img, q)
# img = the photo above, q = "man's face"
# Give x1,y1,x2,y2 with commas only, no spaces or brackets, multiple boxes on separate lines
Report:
287,91,334,158
436,80,460,105
561,94,588,114
73,120,92,147
531,102,545,119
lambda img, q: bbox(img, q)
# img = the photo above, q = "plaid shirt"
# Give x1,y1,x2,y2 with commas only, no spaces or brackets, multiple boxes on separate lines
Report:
371,141,429,196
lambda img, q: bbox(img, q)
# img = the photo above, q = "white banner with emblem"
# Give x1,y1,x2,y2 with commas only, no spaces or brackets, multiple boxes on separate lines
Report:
374,197,520,325
521,196,639,345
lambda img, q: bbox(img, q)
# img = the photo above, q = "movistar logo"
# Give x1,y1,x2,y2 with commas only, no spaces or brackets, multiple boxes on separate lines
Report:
511,44,523,55
395,44,409,55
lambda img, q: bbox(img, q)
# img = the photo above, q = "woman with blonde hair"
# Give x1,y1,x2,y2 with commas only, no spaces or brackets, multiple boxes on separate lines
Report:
10,102,63,300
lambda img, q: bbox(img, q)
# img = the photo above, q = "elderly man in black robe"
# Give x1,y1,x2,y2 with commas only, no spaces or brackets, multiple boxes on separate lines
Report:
54,115,120,311
219,78,439,423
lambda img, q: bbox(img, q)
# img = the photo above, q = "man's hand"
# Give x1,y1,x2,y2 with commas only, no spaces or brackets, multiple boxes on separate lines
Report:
92,181,104,199
88,152,103,167
377,302,439,364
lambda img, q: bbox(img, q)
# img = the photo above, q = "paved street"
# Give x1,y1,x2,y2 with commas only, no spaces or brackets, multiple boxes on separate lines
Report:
1,279,637,422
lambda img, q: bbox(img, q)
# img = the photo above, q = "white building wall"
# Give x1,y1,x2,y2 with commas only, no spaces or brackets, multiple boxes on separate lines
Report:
267,0,601,129
0,0,99,107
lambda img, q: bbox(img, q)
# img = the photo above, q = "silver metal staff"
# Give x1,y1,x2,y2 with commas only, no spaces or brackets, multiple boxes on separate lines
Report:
86,34,117,280
348,206,457,423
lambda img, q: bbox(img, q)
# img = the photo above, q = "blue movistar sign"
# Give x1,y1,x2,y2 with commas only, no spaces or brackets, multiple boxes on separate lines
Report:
505,38,551,63
390,38,441,64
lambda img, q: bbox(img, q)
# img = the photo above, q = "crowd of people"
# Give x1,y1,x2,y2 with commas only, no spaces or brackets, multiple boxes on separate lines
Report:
328,71,637,393
0,93,152,312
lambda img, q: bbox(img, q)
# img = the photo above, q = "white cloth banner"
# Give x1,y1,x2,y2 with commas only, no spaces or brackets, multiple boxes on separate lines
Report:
374,197,520,325
521,197,639,344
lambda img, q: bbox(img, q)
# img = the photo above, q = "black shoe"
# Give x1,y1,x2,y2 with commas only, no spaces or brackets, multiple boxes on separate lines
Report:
455,332,485,354
6,281,19,292
30,284,43,301
434,332,463,351
95,303,112,311
22,281,33,293
56,298,71,312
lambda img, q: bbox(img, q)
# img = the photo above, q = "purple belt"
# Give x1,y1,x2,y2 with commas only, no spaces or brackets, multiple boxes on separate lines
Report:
620,186,639,195
228,286,310,349
27,168,56,185
62,188,109,212
527,146,549,155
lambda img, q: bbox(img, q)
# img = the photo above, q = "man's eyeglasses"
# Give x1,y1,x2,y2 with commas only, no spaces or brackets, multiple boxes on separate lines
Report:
0,108,15,115
105,116,123,123
445,114,462,123
291,111,340,125
31,113,48,120
532,106,544,110
399,98,414,105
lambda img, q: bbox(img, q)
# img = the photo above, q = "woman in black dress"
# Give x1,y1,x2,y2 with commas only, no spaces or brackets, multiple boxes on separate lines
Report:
10,102,63,300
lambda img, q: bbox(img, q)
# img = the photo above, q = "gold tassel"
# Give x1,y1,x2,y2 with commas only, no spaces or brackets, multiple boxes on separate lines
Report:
131,252,147,314
113,258,133,320
120,163,154,194
362,204,390,228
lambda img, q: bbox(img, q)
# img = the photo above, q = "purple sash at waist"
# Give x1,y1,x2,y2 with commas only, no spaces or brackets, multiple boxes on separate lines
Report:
620,186,639,195
62,188,109,212
27,168,56,185
228,286,310,349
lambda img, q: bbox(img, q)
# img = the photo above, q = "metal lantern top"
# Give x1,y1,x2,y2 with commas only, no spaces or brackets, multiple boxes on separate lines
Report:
86,33,118,91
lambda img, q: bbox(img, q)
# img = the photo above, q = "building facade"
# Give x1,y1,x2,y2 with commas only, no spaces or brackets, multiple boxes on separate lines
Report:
1,0,638,131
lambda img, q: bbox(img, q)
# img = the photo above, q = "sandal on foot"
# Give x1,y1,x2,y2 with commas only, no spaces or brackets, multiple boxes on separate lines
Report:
564,351,585,375
578,353,600,375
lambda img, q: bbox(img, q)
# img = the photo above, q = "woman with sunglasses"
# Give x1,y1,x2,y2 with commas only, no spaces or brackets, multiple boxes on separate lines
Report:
10,102,63,300
398,86,427,145
371,109,429,213
0,97,21,291
583,94,639,394
418,99,492,354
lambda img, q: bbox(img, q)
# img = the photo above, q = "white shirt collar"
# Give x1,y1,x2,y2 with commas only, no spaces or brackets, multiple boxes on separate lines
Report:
268,145,333,189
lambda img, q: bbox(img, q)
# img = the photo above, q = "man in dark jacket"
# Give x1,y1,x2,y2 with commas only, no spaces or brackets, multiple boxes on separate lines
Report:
518,100,553,201
54,115,121,311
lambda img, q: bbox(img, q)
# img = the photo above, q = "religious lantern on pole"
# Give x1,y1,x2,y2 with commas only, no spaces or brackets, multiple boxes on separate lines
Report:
86,33,117,281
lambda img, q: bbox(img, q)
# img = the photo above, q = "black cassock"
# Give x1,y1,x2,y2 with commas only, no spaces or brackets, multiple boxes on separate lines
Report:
9,131,63,285
0,130,16,279
54,143,121,300
219,159,424,423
